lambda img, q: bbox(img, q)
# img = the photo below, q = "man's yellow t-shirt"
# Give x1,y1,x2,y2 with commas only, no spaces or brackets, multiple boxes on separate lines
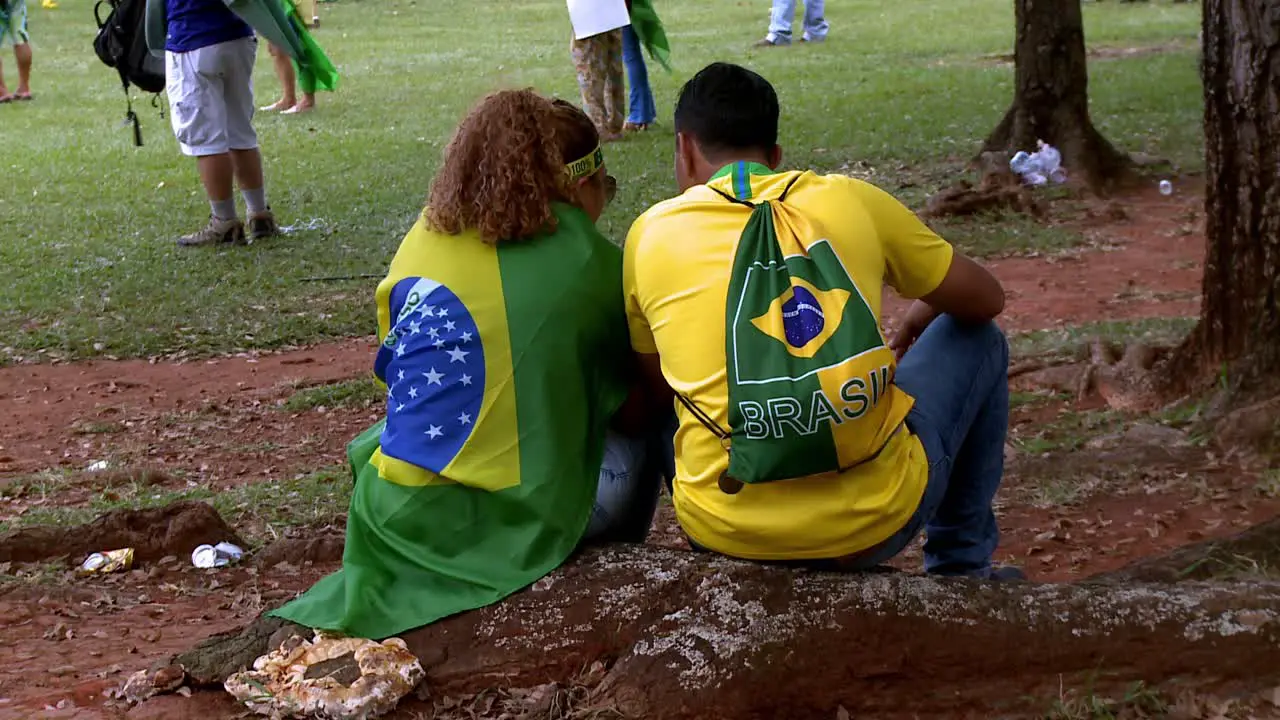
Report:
623,162,955,560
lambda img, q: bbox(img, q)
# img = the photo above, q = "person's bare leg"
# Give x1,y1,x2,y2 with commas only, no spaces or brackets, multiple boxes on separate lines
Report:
230,147,278,239
0,57,9,100
177,152,244,246
283,91,315,114
14,43,32,96
229,147,264,191
197,153,237,212
261,46,297,111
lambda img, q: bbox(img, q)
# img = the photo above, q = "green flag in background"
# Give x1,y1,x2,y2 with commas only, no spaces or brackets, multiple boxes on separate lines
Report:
629,0,671,72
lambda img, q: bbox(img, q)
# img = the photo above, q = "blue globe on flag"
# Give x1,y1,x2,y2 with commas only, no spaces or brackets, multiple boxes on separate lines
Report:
780,285,826,348
373,276,486,474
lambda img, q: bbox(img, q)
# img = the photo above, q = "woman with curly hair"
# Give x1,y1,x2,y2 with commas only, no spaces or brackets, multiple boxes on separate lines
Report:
270,89,662,640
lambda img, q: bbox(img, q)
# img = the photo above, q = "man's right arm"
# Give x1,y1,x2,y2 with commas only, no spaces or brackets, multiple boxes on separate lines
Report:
917,251,1005,322
854,179,1005,355
857,178,1004,314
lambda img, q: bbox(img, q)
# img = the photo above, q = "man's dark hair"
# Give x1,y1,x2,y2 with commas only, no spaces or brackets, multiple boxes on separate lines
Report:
674,62,779,159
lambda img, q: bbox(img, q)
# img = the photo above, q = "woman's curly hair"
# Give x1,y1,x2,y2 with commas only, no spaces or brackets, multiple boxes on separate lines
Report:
426,89,601,244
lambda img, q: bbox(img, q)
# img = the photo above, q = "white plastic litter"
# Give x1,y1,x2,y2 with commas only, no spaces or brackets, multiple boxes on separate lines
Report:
1009,141,1068,186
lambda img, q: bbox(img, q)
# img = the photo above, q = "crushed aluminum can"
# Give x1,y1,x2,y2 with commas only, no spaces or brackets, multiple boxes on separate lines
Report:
80,548,134,574
191,541,245,569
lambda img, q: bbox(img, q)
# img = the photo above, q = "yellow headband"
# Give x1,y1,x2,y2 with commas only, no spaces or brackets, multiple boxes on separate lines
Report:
566,146,605,180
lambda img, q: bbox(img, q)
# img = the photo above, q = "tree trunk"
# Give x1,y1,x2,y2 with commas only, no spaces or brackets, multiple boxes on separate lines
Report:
161,545,1280,720
982,0,1132,192
1177,0,1280,380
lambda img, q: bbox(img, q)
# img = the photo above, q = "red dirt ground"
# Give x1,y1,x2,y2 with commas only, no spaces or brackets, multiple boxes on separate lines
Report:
3,179,1271,719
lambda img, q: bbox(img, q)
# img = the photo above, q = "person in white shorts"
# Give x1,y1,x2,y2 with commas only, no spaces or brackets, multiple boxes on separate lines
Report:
0,0,35,102
160,0,279,246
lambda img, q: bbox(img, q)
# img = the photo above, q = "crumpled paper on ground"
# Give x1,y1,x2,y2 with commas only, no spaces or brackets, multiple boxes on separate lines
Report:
224,633,424,719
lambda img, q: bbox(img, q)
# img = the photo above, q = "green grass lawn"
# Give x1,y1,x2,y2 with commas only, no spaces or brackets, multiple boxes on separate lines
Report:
0,0,1202,362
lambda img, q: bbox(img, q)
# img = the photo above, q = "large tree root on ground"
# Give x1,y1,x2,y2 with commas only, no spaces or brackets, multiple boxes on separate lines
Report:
161,545,1280,719
1096,517,1280,584
0,498,244,564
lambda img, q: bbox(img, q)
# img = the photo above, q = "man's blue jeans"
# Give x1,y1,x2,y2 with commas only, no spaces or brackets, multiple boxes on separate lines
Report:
678,317,1007,575
588,316,1008,576
621,25,656,126
843,316,1010,576
767,0,829,44
584,429,667,544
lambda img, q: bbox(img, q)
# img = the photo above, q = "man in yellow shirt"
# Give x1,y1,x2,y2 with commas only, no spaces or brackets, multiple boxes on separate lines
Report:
624,62,1020,579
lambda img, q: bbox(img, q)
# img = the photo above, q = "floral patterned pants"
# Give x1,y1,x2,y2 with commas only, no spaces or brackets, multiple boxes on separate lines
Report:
571,30,625,138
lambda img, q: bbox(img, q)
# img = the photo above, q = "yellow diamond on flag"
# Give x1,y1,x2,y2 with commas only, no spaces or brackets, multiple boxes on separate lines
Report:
749,278,850,359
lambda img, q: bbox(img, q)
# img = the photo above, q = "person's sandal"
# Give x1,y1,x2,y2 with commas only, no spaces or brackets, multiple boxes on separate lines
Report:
623,122,650,133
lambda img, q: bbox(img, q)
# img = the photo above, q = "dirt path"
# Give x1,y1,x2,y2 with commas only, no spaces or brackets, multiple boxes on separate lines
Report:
0,183,1203,485
3,182,1257,719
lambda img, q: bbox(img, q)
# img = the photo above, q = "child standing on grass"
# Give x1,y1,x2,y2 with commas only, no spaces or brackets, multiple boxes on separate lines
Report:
0,0,35,103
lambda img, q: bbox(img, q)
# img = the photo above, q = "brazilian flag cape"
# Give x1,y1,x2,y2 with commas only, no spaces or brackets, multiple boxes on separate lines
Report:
629,0,671,72
271,204,630,640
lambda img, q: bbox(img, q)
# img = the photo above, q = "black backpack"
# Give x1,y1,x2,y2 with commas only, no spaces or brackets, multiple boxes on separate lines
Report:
93,0,166,146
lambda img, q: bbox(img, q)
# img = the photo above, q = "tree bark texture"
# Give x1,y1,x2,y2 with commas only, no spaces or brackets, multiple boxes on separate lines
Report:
982,0,1132,191
1189,0,1280,377
170,545,1280,720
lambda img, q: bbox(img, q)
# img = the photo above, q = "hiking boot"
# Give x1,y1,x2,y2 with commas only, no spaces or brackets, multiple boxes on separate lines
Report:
178,216,245,247
247,210,281,242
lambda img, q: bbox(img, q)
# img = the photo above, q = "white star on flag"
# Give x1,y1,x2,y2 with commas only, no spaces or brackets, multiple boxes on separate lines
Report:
460,374,473,386
458,412,472,425
395,343,406,357
438,308,449,317
408,320,421,335
396,402,405,413
408,385,419,399
397,369,405,382
444,320,456,332
433,338,445,349
427,326,439,338
447,346,469,364
426,424,444,439
460,331,473,343
421,305,436,317
423,367,444,385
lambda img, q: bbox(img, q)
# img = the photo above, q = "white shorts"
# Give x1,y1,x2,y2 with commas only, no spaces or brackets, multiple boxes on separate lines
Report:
165,37,259,157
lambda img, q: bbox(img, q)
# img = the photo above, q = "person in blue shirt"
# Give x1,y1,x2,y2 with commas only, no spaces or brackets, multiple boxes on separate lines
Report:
161,0,279,246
